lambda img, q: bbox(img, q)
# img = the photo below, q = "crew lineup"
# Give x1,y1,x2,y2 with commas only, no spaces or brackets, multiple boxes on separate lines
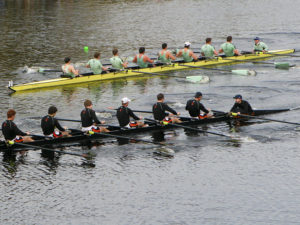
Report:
61,36,268,78
1,93,253,144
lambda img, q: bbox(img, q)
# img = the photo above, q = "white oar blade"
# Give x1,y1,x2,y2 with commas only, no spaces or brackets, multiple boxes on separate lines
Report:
154,147,175,157
186,75,210,83
231,70,257,76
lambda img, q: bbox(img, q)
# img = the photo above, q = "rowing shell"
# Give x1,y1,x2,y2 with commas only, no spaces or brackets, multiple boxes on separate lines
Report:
0,109,288,151
8,49,294,92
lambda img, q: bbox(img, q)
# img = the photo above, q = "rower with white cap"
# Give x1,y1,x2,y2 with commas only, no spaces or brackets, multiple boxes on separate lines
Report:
176,42,198,62
116,97,147,128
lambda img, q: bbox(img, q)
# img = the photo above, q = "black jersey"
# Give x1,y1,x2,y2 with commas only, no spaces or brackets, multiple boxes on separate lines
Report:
81,108,100,127
2,120,26,140
185,99,209,117
116,106,140,127
152,102,178,121
230,100,253,115
41,115,65,135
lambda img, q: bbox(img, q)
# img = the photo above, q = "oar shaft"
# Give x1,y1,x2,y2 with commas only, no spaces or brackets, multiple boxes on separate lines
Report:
131,70,184,78
238,114,300,126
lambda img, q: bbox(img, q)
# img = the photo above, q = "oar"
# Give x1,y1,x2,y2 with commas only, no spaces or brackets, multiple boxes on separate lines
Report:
178,64,257,76
261,51,300,58
144,118,232,138
220,57,293,69
8,141,89,158
231,113,300,126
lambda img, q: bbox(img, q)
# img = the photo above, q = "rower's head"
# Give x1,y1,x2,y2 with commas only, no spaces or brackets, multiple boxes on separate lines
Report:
7,109,16,120
194,92,203,101
48,106,57,116
162,43,167,50
157,93,164,102
112,48,118,56
206,38,212,44
64,57,71,64
94,52,100,59
233,94,242,104
84,99,93,109
139,47,145,54
184,42,191,49
227,36,232,43
121,97,131,107
254,37,260,44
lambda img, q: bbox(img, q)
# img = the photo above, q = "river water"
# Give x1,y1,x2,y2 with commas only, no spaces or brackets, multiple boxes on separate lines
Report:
1,0,300,224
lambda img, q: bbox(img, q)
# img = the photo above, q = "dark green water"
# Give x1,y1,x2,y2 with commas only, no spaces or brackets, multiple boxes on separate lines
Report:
1,0,300,224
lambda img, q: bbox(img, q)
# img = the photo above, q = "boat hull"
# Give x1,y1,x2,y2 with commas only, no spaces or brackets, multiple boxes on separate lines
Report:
8,49,294,92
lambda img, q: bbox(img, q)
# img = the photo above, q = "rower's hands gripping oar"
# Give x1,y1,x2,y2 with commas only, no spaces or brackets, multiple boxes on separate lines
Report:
7,141,90,158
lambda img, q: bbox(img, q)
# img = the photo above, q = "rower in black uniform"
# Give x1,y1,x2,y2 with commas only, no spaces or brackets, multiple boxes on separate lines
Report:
2,109,33,142
116,97,146,128
81,99,109,133
41,106,70,138
230,94,254,115
152,93,181,124
186,92,213,119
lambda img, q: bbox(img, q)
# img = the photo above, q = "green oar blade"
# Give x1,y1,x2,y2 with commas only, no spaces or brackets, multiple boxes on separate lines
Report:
231,70,257,76
186,75,210,83
274,62,290,69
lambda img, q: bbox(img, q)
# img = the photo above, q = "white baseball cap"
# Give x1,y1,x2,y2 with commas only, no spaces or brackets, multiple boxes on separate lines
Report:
184,41,191,47
121,97,131,104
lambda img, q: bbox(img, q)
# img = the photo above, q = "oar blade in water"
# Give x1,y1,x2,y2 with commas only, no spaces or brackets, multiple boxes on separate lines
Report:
231,69,257,76
154,147,175,157
274,62,290,69
186,75,210,83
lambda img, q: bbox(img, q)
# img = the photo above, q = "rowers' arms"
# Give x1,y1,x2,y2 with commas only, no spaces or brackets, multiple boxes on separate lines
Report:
132,55,137,63
230,103,238,113
214,49,219,56
14,124,27,136
70,65,79,75
128,108,140,120
164,104,180,116
167,51,176,60
91,110,102,124
176,50,183,57
144,55,154,63
218,48,224,54
54,118,66,132
199,103,209,114
234,49,241,56
190,51,198,60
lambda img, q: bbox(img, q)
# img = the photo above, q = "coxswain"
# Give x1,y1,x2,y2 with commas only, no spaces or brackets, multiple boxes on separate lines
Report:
116,97,147,128
185,92,213,119
110,48,128,70
153,93,181,124
62,57,80,78
41,106,70,138
176,42,198,62
86,52,108,75
201,38,218,58
253,37,268,53
158,43,176,64
81,100,109,133
132,47,154,68
2,109,33,143
219,36,241,57
230,94,253,115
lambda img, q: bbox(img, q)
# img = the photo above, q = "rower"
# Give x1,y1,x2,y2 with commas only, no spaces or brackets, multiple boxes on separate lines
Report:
201,38,218,58
219,36,241,57
186,92,213,119
230,94,253,115
62,57,80,78
41,106,70,138
81,100,109,133
253,37,268,53
2,109,33,143
176,42,198,62
86,52,108,75
158,43,176,64
110,48,128,70
153,93,181,124
132,47,154,68
116,97,146,128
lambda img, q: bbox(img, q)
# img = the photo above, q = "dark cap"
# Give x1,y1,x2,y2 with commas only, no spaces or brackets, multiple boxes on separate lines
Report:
233,94,242,99
195,92,202,98
254,37,260,40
